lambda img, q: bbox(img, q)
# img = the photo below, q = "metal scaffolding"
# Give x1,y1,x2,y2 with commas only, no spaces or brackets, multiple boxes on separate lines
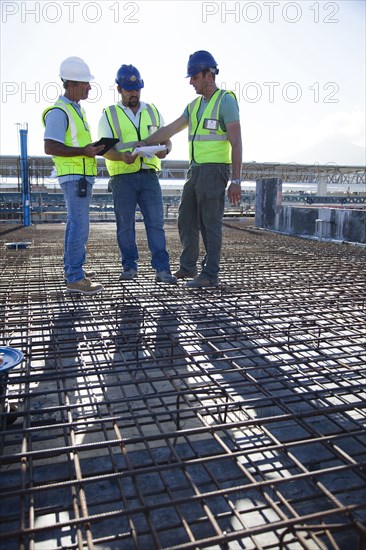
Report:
0,221,365,549
1,155,365,185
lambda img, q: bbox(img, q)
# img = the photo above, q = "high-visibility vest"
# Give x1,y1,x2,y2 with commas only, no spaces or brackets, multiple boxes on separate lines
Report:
104,103,161,176
188,90,237,164
42,100,97,176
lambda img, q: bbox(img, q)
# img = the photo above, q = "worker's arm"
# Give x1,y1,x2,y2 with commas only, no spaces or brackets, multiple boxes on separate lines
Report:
102,149,138,163
44,139,104,157
226,120,243,206
141,116,188,146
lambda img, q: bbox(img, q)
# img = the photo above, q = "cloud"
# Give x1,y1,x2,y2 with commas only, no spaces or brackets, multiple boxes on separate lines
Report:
312,110,365,147
251,109,366,165
281,138,366,166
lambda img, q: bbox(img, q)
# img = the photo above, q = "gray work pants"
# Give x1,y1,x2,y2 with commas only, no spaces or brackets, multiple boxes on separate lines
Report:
178,163,230,278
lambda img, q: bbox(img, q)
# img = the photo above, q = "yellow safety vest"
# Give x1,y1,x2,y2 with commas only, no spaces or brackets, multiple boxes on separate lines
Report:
103,103,161,176
42,100,97,177
188,90,236,164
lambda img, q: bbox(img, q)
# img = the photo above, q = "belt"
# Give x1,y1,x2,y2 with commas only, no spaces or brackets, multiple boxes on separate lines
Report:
111,169,157,178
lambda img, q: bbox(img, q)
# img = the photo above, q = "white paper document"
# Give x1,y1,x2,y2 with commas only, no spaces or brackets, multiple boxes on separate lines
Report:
132,145,167,158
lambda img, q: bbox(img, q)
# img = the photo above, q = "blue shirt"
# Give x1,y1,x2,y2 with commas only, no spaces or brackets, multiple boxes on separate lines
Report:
44,95,95,184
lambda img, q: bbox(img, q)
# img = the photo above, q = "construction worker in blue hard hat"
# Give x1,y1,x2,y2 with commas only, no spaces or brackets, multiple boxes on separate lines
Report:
114,64,144,91
138,50,243,288
42,56,104,295
98,64,177,284
186,50,220,78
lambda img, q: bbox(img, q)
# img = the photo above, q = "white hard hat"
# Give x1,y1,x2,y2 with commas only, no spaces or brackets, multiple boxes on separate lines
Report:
59,56,94,82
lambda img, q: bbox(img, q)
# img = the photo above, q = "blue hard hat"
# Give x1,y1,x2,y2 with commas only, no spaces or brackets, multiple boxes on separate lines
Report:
186,51,219,77
115,64,144,90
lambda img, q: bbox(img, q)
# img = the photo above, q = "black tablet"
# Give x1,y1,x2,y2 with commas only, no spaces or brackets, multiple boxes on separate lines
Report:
93,137,119,155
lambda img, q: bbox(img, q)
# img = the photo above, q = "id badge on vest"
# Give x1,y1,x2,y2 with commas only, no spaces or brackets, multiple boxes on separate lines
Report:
148,125,159,135
203,118,219,131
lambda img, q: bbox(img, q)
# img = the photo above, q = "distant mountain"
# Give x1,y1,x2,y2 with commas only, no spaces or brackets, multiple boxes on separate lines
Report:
279,139,365,166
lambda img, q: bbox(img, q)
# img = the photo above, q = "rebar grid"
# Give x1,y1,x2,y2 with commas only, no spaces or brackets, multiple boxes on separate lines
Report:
0,221,365,550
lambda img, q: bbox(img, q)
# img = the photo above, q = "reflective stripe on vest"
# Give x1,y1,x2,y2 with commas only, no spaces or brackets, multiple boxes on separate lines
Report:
104,103,161,176
188,90,236,164
42,100,97,176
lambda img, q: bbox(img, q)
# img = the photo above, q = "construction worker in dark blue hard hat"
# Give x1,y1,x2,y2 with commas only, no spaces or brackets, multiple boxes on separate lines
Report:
138,50,243,288
98,64,177,284
115,64,144,91
186,50,219,77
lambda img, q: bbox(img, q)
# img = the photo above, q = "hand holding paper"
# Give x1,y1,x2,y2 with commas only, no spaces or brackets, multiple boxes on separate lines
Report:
132,145,167,158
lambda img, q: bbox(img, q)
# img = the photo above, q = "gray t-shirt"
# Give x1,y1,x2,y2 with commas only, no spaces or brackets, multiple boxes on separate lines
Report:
182,91,239,164
182,91,239,129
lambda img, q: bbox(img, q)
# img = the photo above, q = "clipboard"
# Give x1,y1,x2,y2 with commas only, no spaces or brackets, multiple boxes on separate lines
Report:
93,137,119,155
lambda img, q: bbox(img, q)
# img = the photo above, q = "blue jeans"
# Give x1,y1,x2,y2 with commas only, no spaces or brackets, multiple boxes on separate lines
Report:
110,170,171,272
178,164,230,278
60,178,92,283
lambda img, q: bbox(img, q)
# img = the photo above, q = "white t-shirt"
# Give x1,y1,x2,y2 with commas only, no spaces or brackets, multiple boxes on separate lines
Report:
98,101,165,170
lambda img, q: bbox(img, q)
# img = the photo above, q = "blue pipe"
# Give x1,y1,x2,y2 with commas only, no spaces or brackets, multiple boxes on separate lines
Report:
20,127,31,227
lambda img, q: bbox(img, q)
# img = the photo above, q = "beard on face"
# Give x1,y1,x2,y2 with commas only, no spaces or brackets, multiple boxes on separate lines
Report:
128,95,139,108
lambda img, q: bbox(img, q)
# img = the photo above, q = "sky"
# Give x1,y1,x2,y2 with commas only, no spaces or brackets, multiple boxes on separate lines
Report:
0,0,365,166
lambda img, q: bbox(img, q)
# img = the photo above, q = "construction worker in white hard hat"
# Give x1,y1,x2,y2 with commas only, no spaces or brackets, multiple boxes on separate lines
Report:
42,56,104,295
139,51,243,288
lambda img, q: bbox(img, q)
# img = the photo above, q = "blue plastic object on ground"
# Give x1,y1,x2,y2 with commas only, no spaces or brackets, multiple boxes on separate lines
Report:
0,347,24,374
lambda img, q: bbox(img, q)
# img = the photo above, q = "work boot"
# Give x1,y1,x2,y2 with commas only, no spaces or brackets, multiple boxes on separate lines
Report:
64,269,96,281
119,269,137,280
186,273,219,288
155,270,177,284
173,268,198,279
67,278,104,295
